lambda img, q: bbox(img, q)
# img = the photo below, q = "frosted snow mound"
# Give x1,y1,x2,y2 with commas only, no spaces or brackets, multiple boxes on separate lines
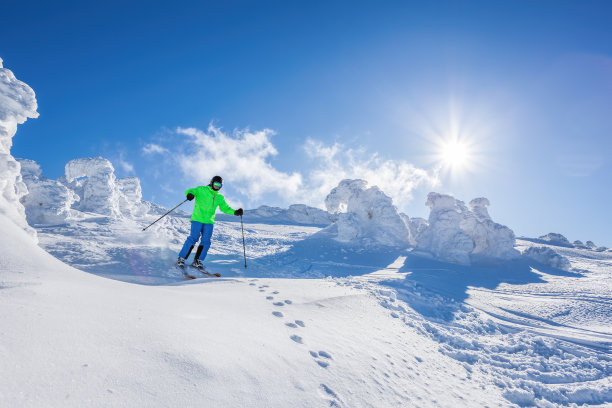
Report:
323,179,409,246
60,157,122,216
117,177,149,217
17,158,79,224
523,246,572,271
538,233,573,247
416,193,519,265
0,58,39,239
573,240,588,249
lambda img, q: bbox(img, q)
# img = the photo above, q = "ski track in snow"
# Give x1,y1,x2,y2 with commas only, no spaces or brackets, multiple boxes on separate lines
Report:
22,214,612,407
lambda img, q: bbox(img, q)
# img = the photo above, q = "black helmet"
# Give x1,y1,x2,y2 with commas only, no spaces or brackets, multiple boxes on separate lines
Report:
210,175,223,184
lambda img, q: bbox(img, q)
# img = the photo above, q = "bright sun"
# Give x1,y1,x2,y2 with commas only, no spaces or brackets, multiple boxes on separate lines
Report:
440,140,470,169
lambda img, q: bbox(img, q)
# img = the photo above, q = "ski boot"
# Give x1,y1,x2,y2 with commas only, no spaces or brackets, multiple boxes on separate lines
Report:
176,257,186,269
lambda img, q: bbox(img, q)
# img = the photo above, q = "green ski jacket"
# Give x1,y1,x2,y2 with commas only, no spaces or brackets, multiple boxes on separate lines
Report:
185,185,235,224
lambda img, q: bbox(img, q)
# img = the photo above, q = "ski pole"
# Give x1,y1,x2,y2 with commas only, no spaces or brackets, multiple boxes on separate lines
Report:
240,214,247,268
142,199,188,231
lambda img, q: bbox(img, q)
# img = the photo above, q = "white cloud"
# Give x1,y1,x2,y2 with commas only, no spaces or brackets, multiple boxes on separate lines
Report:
176,125,303,201
142,143,169,155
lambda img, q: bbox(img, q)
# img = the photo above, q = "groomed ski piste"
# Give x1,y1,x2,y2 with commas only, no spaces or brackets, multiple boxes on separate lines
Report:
2,58,611,407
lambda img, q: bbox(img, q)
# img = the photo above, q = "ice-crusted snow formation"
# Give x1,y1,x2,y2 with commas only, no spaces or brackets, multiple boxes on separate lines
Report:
117,177,150,217
17,158,79,224
18,157,157,222
523,246,572,271
324,179,409,246
60,157,123,216
416,193,519,265
0,58,39,239
407,217,428,245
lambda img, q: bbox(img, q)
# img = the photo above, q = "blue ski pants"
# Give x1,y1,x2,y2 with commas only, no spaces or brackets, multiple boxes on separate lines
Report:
178,221,214,260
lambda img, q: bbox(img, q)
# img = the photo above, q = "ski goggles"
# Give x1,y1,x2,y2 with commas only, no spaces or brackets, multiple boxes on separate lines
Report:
213,181,222,189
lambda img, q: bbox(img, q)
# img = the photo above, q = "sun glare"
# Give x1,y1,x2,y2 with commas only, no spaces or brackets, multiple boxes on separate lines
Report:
440,140,470,168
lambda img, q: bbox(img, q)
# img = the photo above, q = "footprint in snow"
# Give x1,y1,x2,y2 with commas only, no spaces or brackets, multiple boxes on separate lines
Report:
272,311,284,318
273,302,285,307
285,322,298,328
266,296,274,300
310,350,332,368
272,291,279,294
249,283,256,286
284,299,292,304
290,335,303,344
295,320,305,327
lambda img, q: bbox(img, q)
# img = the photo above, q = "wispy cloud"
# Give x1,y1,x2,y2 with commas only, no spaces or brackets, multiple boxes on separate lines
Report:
142,143,169,155
113,152,135,175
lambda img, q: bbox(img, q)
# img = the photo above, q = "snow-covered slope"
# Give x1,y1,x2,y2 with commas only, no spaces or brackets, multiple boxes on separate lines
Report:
2,58,611,407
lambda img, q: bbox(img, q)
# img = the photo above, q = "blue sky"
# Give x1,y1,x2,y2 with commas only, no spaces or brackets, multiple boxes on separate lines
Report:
3,0,611,246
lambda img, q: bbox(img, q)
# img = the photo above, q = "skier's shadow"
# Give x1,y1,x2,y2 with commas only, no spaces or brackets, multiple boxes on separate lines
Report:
379,253,583,322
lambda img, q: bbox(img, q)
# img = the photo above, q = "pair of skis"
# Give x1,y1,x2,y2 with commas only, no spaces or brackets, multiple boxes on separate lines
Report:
178,264,221,280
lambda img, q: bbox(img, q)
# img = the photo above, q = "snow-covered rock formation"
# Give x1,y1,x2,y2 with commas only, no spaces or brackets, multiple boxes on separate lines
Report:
324,179,409,246
538,233,573,247
0,58,39,239
416,193,519,265
523,246,572,271
17,158,79,224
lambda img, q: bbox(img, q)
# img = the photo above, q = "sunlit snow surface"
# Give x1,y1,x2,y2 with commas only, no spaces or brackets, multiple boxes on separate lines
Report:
27,211,612,407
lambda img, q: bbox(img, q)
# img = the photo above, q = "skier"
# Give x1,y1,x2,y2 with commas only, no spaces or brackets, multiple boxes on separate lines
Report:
176,176,243,273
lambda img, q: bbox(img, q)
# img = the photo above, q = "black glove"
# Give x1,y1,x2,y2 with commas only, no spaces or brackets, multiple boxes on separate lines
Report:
234,208,243,216
186,193,195,201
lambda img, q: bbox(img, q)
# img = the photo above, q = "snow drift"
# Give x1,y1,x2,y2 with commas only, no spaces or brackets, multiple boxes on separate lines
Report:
416,193,519,265
323,179,410,246
0,57,39,239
